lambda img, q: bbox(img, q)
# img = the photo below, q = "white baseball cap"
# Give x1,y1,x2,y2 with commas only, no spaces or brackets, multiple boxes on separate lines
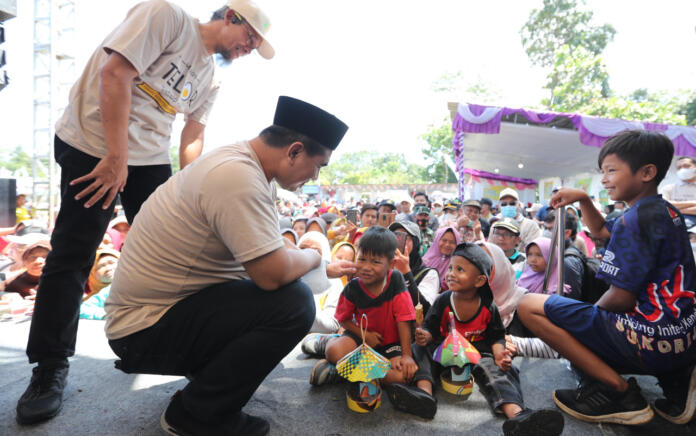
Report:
226,0,274,59
499,188,519,201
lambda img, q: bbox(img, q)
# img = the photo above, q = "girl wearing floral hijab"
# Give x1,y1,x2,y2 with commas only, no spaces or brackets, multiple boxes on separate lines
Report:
422,225,462,291
517,237,571,295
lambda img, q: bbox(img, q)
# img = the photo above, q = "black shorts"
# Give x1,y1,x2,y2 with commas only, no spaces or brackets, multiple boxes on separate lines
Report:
342,331,402,359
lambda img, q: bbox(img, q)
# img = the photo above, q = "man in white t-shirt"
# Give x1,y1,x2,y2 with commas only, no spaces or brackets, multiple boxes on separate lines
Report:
106,96,348,435
17,0,275,426
661,156,696,227
497,187,542,252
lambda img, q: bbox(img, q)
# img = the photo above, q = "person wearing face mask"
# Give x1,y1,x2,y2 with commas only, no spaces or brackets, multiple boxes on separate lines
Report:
413,205,435,256
439,202,460,227
431,200,444,219
661,156,696,227
407,191,439,231
497,188,541,252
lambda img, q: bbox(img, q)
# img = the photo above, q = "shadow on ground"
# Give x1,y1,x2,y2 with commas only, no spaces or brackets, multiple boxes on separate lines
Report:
0,318,693,435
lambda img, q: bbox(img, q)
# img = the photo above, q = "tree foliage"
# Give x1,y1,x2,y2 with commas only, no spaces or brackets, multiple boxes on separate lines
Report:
543,45,609,112
420,119,457,184
318,151,426,185
521,0,615,68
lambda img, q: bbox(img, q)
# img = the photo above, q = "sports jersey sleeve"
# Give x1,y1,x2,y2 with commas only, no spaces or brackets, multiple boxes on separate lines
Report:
333,290,356,324
484,303,507,349
423,292,448,342
597,206,662,294
102,1,182,76
392,291,416,322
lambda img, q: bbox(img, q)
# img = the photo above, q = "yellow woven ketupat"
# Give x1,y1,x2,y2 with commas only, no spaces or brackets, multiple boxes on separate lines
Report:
336,314,391,382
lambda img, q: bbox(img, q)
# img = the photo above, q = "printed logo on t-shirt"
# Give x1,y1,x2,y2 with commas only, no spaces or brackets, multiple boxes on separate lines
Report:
599,250,620,276
667,207,682,226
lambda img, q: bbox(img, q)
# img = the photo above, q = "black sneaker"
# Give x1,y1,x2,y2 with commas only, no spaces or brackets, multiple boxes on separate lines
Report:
385,383,437,419
502,408,564,436
553,377,654,425
309,359,342,386
16,360,69,425
654,364,696,424
160,391,270,436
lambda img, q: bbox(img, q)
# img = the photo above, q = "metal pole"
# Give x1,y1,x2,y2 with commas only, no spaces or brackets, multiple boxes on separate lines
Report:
543,211,558,293
556,207,565,295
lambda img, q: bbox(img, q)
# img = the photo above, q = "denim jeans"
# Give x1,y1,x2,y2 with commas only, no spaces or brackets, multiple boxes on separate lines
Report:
26,135,171,363
413,342,524,411
109,279,315,422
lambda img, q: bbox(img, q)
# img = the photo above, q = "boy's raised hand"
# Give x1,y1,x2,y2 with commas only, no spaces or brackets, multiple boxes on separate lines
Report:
549,188,589,209
364,330,383,348
414,327,432,346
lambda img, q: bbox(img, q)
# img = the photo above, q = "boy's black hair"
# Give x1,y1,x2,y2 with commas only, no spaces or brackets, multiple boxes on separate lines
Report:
598,130,673,185
360,203,378,216
479,197,493,207
357,227,397,260
413,191,430,206
678,156,696,165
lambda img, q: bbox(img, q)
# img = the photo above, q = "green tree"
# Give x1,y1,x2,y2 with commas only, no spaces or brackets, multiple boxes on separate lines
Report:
521,0,615,68
420,119,457,184
169,146,180,173
0,146,34,174
543,45,610,112
522,0,615,107
318,151,426,185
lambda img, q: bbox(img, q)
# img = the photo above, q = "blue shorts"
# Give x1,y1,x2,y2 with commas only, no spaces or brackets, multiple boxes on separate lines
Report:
544,295,696,375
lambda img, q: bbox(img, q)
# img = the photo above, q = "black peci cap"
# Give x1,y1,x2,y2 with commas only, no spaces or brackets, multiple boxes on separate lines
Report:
273,96,348,150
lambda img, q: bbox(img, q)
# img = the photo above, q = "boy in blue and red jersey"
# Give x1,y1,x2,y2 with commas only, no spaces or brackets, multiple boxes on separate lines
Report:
519,130,696,426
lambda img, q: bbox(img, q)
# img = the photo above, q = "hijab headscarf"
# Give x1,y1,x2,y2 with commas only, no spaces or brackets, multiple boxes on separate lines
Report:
306,217,328,236
517,237,571,295
422,225,462,291
86,247,120,300
281,228,298,245
298,231,332,262
478,242,526,328
298,231,332,294
331,241,357,286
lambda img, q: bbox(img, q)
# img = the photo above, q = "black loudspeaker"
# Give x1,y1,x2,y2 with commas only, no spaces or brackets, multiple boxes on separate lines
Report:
0,178,16,227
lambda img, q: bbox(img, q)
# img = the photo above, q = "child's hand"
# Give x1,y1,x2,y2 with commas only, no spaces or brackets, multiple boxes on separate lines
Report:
505,335,518,357
415,327,432,346
549,188,589,209
495,348,513,372
400,355,418,381
364,330,383,348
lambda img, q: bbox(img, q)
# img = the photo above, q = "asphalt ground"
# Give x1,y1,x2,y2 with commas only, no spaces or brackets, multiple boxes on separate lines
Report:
1,316,694,435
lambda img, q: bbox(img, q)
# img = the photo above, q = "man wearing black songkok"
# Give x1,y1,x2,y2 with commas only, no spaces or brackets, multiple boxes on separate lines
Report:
104,96,348,435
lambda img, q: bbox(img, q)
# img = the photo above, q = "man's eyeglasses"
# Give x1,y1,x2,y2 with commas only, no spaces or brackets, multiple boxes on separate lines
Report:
235,13,261,50
500,201,517,207
491,230,516,239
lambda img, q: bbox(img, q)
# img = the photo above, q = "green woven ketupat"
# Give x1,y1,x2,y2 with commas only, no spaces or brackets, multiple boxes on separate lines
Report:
336,314,391,382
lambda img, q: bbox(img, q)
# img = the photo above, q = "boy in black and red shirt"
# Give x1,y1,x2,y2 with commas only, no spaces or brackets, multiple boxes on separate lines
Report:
413,243,563,436
309,227,437,418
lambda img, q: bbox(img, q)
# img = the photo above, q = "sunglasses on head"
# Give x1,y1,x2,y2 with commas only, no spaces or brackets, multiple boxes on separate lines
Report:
500,201,517,207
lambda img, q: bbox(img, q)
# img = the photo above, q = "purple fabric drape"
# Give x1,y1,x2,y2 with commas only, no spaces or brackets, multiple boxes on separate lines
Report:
462,168,536,186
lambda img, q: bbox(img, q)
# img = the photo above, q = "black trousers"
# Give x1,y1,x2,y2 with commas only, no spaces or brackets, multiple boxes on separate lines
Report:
109,279,315,422
26,136,171,363
413,342,524,411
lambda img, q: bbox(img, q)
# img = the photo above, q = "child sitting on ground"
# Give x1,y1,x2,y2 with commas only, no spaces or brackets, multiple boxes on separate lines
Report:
518,130,696,426
412,242,563,436
308,227,436,418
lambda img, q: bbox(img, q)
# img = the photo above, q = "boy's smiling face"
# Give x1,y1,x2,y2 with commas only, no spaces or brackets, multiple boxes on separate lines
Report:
356,249,392,288
446,255,487,293
600,153,656,205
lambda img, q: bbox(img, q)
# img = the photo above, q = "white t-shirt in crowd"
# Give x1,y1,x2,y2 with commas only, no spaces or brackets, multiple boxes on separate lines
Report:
661,181,696,203
105,140,284,339
56,0,219,165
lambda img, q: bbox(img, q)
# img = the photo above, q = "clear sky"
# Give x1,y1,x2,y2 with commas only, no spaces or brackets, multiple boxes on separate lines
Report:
1,0,695,164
